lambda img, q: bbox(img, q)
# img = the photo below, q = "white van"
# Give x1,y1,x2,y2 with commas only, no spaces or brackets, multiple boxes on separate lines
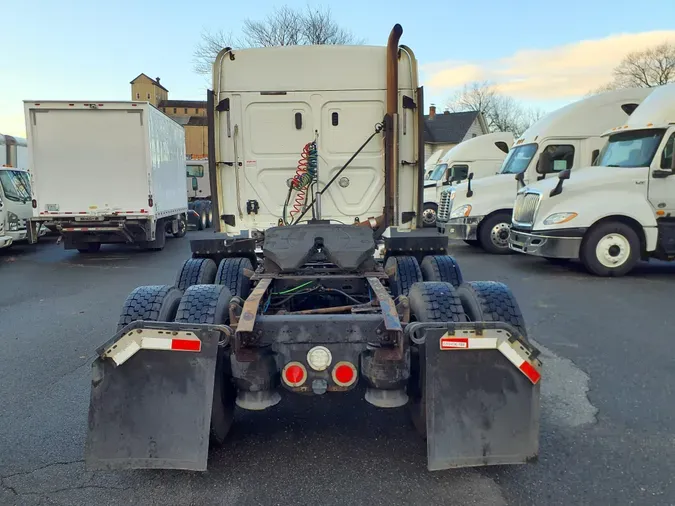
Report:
422,132,513,226
437,88,653,253
509,83,675,277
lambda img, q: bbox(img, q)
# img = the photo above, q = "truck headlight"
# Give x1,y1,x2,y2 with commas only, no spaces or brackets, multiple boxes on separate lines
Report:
450,189,456,201
450,205,472,218
7,212,20,231
543,212,578,225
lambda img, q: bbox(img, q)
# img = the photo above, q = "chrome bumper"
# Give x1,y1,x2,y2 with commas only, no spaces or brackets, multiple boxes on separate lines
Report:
509,229,582,258
438,217,483,241
0,235,13,249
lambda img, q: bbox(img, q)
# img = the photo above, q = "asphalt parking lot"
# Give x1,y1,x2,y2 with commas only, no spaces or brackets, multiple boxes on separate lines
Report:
1,232,674,506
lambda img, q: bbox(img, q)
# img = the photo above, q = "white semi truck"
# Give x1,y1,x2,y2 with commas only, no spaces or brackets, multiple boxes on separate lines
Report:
0,133,44,248
24,101,188,252
509,83,675,277
437,88,653,253
422,131,513,227
84,25,542,474
186,157,213,230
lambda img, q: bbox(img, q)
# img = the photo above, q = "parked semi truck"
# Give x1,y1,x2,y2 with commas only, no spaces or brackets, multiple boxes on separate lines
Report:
24,101,188,252
422,131,513,227
437,88,653,253
509,83,675,276
0,133,46,247
84,25,542,473
186,157,213,230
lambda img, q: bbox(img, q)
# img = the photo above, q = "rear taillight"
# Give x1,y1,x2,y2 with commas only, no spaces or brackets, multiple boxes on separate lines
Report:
332,362,357,387
282,362,307,387
31,199,37,209
148,196,154,208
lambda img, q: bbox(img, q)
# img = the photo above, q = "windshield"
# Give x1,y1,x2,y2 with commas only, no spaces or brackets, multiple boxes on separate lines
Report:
428,163,448,181
186,165,204,177
597,129,666,168
0,170,31,203
500,143,538,174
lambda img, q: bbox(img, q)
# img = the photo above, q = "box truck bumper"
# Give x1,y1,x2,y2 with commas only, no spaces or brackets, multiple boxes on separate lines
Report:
0,234,13,249
30,216,156,246
509,228,585,258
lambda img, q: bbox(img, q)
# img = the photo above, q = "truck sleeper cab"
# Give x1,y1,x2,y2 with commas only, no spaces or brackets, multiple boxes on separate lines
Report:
422,132,513,227
437,88,653,254
509,83,675,277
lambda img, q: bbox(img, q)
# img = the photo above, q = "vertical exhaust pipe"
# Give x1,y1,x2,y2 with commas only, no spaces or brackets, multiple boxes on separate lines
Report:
384,24,403,228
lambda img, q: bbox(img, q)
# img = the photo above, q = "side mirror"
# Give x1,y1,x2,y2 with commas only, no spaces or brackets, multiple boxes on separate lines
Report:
191,177,198,191
652,169,673,179
558,168,571,180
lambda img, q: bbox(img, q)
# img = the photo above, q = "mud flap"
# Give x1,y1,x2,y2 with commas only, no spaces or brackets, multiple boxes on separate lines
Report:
413,322,541,471
85,322,225,471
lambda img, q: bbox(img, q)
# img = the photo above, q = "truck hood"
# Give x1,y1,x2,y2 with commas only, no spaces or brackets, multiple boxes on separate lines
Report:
453,173,515,197
521,165,646,197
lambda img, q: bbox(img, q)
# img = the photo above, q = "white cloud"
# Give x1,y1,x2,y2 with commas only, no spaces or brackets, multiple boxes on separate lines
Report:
422,30,675,103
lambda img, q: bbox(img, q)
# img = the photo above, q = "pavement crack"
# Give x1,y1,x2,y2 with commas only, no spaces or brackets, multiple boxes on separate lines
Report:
1,477,18,496
1,459,84,480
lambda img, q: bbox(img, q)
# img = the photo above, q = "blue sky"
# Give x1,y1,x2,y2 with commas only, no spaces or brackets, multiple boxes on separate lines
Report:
2,0,675,137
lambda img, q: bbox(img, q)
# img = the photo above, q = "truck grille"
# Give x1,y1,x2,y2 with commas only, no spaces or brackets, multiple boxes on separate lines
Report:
512,192,540,226
438,189,452,222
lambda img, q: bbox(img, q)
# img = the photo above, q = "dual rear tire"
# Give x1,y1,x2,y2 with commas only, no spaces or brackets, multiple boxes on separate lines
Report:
407,279,527,437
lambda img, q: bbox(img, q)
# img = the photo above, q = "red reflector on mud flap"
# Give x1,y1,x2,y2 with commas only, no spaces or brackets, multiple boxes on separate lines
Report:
439,331,541,384
171,339,201,352
102,329,203,366
519,361,541,384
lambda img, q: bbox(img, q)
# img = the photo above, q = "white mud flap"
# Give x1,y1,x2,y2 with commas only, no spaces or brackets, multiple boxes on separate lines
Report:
85,322,225,471
411,322,541,471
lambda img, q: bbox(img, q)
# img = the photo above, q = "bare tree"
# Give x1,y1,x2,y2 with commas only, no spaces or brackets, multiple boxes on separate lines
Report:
590,42,675,94
193,5,362,75
446,81,544,137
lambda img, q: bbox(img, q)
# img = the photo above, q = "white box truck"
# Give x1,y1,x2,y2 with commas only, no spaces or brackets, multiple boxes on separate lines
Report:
437,88,653,253
24,101,188,252
509,83,675,277
421,131,513,227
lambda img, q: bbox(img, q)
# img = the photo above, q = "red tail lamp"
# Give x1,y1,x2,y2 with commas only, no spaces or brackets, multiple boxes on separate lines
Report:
282,362,307,387
332,361,357,387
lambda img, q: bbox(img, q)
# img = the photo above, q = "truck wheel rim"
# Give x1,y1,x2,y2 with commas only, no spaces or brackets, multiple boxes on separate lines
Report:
596,233,630,268
422,208,436,224
490,223,510,248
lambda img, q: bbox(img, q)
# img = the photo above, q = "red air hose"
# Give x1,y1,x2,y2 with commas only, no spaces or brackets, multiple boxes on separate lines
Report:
289,143,313,221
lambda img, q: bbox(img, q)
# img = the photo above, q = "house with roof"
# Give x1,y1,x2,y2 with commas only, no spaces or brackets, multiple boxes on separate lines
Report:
130,74,208,158
423,105,489,161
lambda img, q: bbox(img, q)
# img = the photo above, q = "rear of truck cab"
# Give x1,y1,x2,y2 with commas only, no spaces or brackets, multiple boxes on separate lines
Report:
84,25,542,475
